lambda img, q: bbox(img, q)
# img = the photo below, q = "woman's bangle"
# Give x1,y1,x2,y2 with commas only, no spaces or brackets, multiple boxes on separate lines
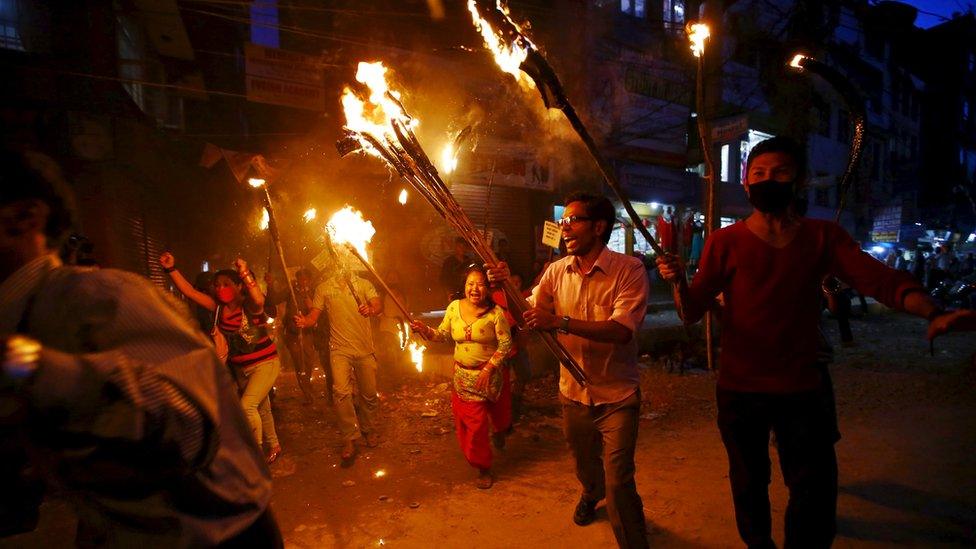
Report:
163,266,177,274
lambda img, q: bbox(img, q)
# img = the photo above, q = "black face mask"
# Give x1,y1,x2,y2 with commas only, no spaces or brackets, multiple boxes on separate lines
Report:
747,179,796,214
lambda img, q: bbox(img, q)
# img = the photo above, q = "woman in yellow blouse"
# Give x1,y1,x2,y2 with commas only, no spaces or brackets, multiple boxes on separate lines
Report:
412,265,512,489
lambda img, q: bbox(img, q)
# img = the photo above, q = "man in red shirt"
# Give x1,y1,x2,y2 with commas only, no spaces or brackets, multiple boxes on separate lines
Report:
656,136,974,548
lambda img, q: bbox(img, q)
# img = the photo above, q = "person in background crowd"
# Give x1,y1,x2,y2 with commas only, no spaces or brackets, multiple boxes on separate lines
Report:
912,246,927,285
928,246,949,289
489,272,533,425
893,248,907,271
267,267,322,403
656,136,976,548
688,217,705,275
495,237,512,264
440,236,473,300
411,265,513,489
962,252,975,276
0,148,281,546
161,252,282,464
295,262,383,465
60,233,98,267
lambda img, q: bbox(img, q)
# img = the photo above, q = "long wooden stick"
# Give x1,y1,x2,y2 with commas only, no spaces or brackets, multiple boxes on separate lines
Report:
694,52,719,373
260,185,313,400
343,244,412,321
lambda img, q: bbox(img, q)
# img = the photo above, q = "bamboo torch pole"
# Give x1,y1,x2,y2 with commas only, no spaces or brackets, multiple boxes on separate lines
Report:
249,178,313,401
688,22,718,372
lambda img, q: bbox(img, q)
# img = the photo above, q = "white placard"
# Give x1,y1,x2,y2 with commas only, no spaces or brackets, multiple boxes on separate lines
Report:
542,220,561,249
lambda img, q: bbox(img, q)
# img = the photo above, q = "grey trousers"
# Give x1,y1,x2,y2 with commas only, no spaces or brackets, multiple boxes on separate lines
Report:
331,352,379,441
561,391,648,549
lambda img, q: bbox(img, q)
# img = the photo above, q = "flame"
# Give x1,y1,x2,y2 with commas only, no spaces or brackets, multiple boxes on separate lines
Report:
303,208,317,223
374,469,387,478
440,143,458,174
326,206,376,261
467,0,534,88
398,188,408,205
687,23,710,58
397,321,409,351
259,208,270,231
266,317,275,325
340,61,417,158
409,342,426,373
248,177,266,188
789,53,809,69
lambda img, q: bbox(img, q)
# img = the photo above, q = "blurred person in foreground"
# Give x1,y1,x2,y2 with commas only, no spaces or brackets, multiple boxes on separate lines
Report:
656,136,976,548
0,148,280,546
487,191,651,548
411,265,513,489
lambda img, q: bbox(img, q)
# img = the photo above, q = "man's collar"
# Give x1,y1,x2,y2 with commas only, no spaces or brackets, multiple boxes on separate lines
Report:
0,253,62,332
566,245,612,276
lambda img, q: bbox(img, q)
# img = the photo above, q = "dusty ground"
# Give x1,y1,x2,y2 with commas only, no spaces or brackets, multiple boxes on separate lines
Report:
4,310,975,548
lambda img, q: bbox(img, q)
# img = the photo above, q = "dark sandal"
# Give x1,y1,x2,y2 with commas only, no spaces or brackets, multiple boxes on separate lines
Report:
340,445,358,467
476,469,493,489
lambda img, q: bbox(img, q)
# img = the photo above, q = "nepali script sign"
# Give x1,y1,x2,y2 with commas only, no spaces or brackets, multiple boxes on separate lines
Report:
541,220,561,249
245,43,325,111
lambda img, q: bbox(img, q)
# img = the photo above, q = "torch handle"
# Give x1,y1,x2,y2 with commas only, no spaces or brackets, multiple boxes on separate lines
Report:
344,244,413,322
260,185,310,396
794,57,867,224
695,54,719,373
262,188,301,314
558,103,667,258
695,54,718,238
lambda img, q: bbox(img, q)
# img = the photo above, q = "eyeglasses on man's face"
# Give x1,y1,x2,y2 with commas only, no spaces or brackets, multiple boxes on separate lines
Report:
556,215,593,228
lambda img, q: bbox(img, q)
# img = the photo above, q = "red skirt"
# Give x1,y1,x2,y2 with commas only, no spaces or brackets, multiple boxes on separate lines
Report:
451,367,512,470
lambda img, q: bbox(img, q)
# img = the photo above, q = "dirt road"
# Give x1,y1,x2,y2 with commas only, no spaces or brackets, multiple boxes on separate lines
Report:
268,312,975,548
4,311,974,548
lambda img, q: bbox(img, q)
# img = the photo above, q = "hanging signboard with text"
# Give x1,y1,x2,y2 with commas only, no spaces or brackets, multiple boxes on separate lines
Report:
870,205,902,243
710,115,749,143
456,140,554,192
244,43,325,111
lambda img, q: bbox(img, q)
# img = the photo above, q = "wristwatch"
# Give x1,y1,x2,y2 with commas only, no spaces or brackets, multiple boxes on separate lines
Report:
557,315,570,334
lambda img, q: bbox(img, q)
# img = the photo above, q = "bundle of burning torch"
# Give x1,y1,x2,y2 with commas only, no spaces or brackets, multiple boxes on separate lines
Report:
335,59,589,386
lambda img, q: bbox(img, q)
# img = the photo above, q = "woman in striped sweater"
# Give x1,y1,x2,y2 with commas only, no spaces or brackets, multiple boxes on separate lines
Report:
160,253,281,463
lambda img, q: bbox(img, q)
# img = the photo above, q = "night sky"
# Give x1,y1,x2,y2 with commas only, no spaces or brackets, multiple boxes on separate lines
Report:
899,0,974,27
